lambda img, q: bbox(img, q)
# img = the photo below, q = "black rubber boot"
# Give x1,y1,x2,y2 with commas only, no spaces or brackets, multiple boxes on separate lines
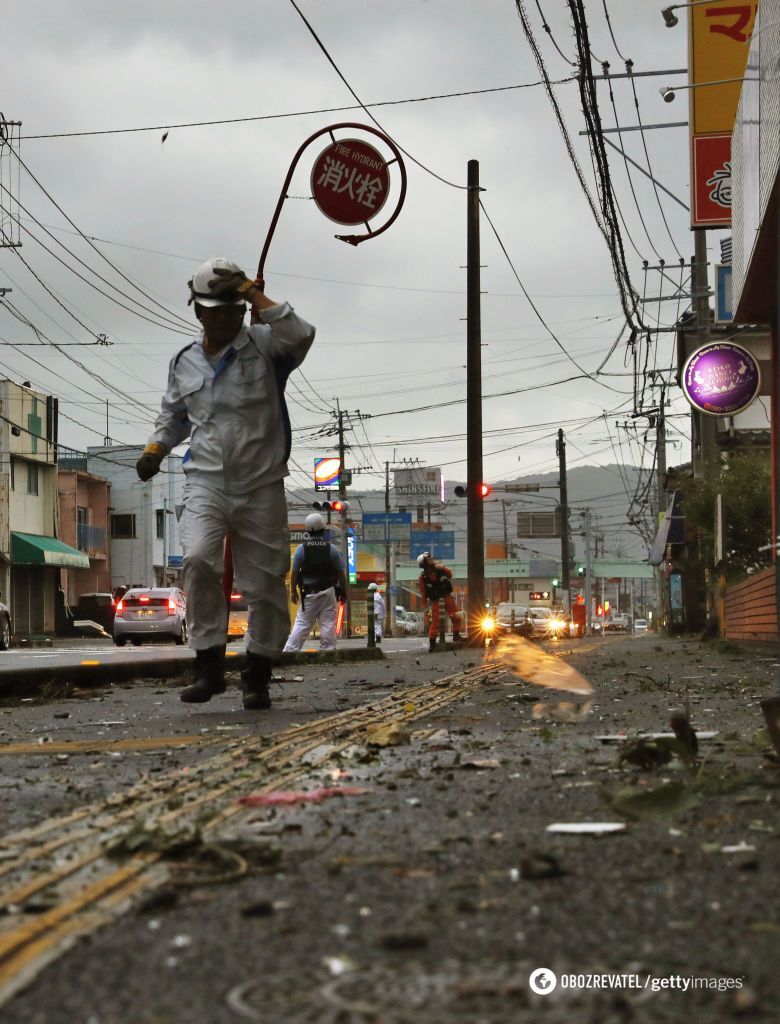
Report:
241,652,273,710
180,646,227,703
452,631,463,643
376,635,382,645
428,637,437,653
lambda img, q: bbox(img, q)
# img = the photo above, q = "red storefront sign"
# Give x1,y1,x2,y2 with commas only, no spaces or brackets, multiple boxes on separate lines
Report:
691,134,731,228
311,138,390,225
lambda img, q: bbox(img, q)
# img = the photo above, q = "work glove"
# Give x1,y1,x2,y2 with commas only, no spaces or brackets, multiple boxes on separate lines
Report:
207,265,257,299
136,444,165,481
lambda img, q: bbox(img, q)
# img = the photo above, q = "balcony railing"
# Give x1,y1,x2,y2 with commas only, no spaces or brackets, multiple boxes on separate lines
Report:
77,523,107,554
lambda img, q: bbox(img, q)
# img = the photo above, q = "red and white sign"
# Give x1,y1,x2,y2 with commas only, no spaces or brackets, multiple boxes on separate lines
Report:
691,134,731,228
311,138,390,225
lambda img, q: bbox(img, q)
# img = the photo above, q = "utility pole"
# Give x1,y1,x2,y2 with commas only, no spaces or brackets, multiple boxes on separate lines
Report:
656,389,669,633
336,406,351,637
584,508,593,635
692,230,716,478
384,460,394,638
466,158,485,640
556,429,571,613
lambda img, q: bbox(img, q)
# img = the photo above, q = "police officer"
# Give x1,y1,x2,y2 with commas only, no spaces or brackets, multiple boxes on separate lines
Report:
367,582,386,643
137,257,315,709
284,513,348,651
417,551,465,653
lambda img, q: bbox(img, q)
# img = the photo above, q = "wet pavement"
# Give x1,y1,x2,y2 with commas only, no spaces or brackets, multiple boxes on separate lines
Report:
0,633,778,1022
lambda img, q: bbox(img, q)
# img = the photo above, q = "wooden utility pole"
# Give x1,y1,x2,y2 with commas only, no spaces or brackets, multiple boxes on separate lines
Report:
466,159,485,640
557,429,571,612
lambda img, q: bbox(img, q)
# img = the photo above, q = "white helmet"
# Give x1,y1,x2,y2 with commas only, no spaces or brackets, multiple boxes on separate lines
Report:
416,551,431,567
188,257,247,308
305,512,326,532
367,582,378,591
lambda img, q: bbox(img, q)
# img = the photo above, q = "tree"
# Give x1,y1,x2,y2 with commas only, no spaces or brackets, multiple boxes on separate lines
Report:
678,450,771,581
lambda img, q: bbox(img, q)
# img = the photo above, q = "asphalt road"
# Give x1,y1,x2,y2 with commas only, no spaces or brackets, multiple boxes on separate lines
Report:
1,632,775,1023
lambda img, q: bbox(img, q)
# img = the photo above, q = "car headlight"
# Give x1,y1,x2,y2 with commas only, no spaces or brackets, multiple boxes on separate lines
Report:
481,615,496,633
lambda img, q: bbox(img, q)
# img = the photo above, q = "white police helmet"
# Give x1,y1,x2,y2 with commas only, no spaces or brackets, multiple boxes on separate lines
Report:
305,512,326,532
416,551,431,567
367,582,378,591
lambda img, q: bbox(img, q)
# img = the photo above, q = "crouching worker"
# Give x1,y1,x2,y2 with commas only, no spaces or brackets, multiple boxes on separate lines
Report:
284,513,348,652
417,551,465,653
137,257,315,710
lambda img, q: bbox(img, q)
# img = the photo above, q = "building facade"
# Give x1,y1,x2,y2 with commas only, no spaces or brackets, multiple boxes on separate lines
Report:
85,446,184,590
56,464,112,604
0,381,89,634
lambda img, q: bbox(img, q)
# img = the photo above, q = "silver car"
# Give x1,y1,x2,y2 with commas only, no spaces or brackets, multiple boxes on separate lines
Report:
113,587,188,646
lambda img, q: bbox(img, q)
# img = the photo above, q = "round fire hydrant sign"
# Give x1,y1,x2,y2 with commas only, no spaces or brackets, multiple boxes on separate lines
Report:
310,138,390,226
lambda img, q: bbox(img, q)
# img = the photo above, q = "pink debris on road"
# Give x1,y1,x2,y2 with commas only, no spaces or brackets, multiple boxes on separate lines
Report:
237,786,370,807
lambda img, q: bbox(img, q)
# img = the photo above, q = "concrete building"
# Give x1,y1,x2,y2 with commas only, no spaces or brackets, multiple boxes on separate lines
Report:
0,381,89,634
56,462,112,604
85,446,184,590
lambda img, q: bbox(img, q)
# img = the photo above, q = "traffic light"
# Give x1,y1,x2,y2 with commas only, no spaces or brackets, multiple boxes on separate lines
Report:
577,565,586,577
313,500,349,514
453,483,493,498
552,577,560,588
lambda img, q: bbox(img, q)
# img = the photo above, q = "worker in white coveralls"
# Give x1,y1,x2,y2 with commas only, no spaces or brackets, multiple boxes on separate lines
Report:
284,512,348,651
367,582,386,644
136,258,315,709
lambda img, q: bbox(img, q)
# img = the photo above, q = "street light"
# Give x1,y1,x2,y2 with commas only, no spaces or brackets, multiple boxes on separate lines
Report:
661,0,732,29
659,77,748,102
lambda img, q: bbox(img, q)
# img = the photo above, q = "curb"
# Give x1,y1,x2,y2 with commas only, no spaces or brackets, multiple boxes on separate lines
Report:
0,646,386,699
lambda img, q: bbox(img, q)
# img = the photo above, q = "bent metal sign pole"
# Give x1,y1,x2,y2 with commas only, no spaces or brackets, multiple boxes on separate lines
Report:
222,125,407,610
256,122,407,287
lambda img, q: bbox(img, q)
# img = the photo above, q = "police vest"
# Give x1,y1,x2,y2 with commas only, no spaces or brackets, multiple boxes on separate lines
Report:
422,568,453,601
301,539,336,586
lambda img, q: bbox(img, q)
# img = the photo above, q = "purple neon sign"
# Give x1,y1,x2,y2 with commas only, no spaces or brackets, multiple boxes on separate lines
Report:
681,341,761,416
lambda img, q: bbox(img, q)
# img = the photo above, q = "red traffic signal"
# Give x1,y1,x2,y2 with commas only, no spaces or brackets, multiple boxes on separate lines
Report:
453,483,493,498
313,500,350,514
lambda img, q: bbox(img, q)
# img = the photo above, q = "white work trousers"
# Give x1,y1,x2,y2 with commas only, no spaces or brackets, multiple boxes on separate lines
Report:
179,479,290,657
283,587,338,651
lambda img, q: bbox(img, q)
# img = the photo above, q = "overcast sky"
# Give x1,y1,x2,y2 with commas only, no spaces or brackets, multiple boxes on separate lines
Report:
0,0,718,547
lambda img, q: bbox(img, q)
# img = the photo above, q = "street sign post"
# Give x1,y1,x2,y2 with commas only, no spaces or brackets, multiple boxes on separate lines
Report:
362,511,412,544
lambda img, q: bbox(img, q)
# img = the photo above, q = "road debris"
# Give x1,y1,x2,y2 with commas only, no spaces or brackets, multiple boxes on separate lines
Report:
237,786,370,807
546,822,626,835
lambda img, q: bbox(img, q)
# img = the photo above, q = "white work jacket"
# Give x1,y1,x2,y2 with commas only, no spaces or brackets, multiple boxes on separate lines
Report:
148,303,315,495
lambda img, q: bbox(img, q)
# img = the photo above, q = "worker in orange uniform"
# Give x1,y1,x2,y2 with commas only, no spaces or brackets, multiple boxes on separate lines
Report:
417,551,464,653
571,594,586,639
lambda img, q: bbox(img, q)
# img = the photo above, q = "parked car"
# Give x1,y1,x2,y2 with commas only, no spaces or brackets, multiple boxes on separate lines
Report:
633,618,649,633
113,587,187,646
403,610,426,636
227,592,248,641
74,592,116,635
394,607,417,637
0,597,11,650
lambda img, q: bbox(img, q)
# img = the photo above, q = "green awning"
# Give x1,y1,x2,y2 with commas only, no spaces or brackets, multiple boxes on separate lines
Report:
11,532,91,569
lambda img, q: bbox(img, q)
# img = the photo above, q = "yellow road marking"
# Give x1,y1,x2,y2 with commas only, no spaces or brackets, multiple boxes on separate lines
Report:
0,735,212,756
